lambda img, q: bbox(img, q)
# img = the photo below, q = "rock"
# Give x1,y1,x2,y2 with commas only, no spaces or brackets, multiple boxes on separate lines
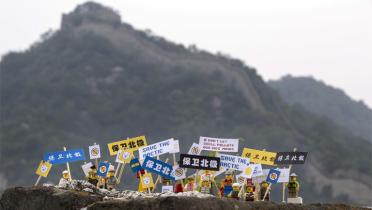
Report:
0,186,369,210
0,186,102,210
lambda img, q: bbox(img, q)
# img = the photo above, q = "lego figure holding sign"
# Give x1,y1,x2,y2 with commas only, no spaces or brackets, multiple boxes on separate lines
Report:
106,168,118,191
184,177,197,192
227,183,241,200
220,171,233,197
58,170,71,188
87,165,98,186
244,178,255,201
259,180,270,201
198,171,214,194
287,173,300,198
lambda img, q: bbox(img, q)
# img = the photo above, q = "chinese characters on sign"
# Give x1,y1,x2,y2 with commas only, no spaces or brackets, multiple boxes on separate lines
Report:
142,156,174,180
274,152,308,165
44,149,85,165
199,137,239,152
179,154,220,171
241,148,277,166
107,136,147,156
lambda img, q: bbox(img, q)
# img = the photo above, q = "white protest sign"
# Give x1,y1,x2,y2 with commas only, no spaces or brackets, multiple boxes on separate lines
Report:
199,136,239,152
81,162,93,177
162,185,174,193
188,143,202,155
218,154,250,171
241,164,263,179
138,138,174,160
89,144,101,159
236,173,246,185
170,140,180,154
171,165,186,180
277,168,290,183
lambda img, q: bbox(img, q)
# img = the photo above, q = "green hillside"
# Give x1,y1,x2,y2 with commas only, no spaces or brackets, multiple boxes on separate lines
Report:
268,75,372,142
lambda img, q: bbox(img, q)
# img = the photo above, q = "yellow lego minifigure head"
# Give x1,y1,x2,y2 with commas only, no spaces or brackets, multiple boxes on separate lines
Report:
108,169,115,177
261,181,269,188
290,173,297,181
62,170,69,180
187,177,195,184
201,180,210,187
246,186,253,193
225,171,233,180
232,183,240,191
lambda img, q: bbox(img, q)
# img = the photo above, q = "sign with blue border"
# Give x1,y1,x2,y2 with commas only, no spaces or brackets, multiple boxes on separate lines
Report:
142,156,174,180
44,149,85,165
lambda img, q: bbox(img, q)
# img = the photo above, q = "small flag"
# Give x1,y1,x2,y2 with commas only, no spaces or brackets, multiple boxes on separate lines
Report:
35,160,52,177
266,169,281,184
97,162,110,177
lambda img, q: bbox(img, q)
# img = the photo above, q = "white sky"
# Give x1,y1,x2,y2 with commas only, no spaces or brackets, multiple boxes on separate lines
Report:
1,0,371,107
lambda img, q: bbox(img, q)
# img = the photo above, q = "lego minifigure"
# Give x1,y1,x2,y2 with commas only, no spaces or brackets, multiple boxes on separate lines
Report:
259,180,270,201
287,173,300,198
184,177,197,192
58,170,71,188
228,183,241,200
87,165,98,186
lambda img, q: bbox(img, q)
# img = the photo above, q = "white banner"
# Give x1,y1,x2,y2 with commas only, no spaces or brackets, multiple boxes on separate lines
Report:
88,144,101,159
218,154,250,171
171,165,186,180
81,162,93,177
162,185,174,193
169,140,180,154
262,168,290,183
199,136,239,152
187,143,202,155
138,138,174,160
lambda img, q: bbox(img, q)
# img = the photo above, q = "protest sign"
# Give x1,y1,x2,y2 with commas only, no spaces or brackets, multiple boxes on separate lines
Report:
107,136,147,156
130,158,142,173
138,138,175,160
266,169,281,184
140,173,154,189
142,156,174,180
81,162,93,177
97,162,110,177
239,164,263,178
217,154,250,171
236,173,246,185
88,144,101,159
35,160,52,177
260,168,290,183
44,149,85,164
199,137,239,152
179,154,220,171
161,185,174,193
241,148,277,166
116,148,133,164
171,165,186,180
274,152,308,165
170,140,180,154
188,143,202,155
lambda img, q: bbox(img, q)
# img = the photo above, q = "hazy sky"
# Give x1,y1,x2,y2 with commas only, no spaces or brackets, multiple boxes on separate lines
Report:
1,0,371,107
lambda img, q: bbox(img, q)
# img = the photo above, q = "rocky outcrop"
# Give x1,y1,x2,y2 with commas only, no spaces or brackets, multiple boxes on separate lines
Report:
0,186,102,210
0,186,368,210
